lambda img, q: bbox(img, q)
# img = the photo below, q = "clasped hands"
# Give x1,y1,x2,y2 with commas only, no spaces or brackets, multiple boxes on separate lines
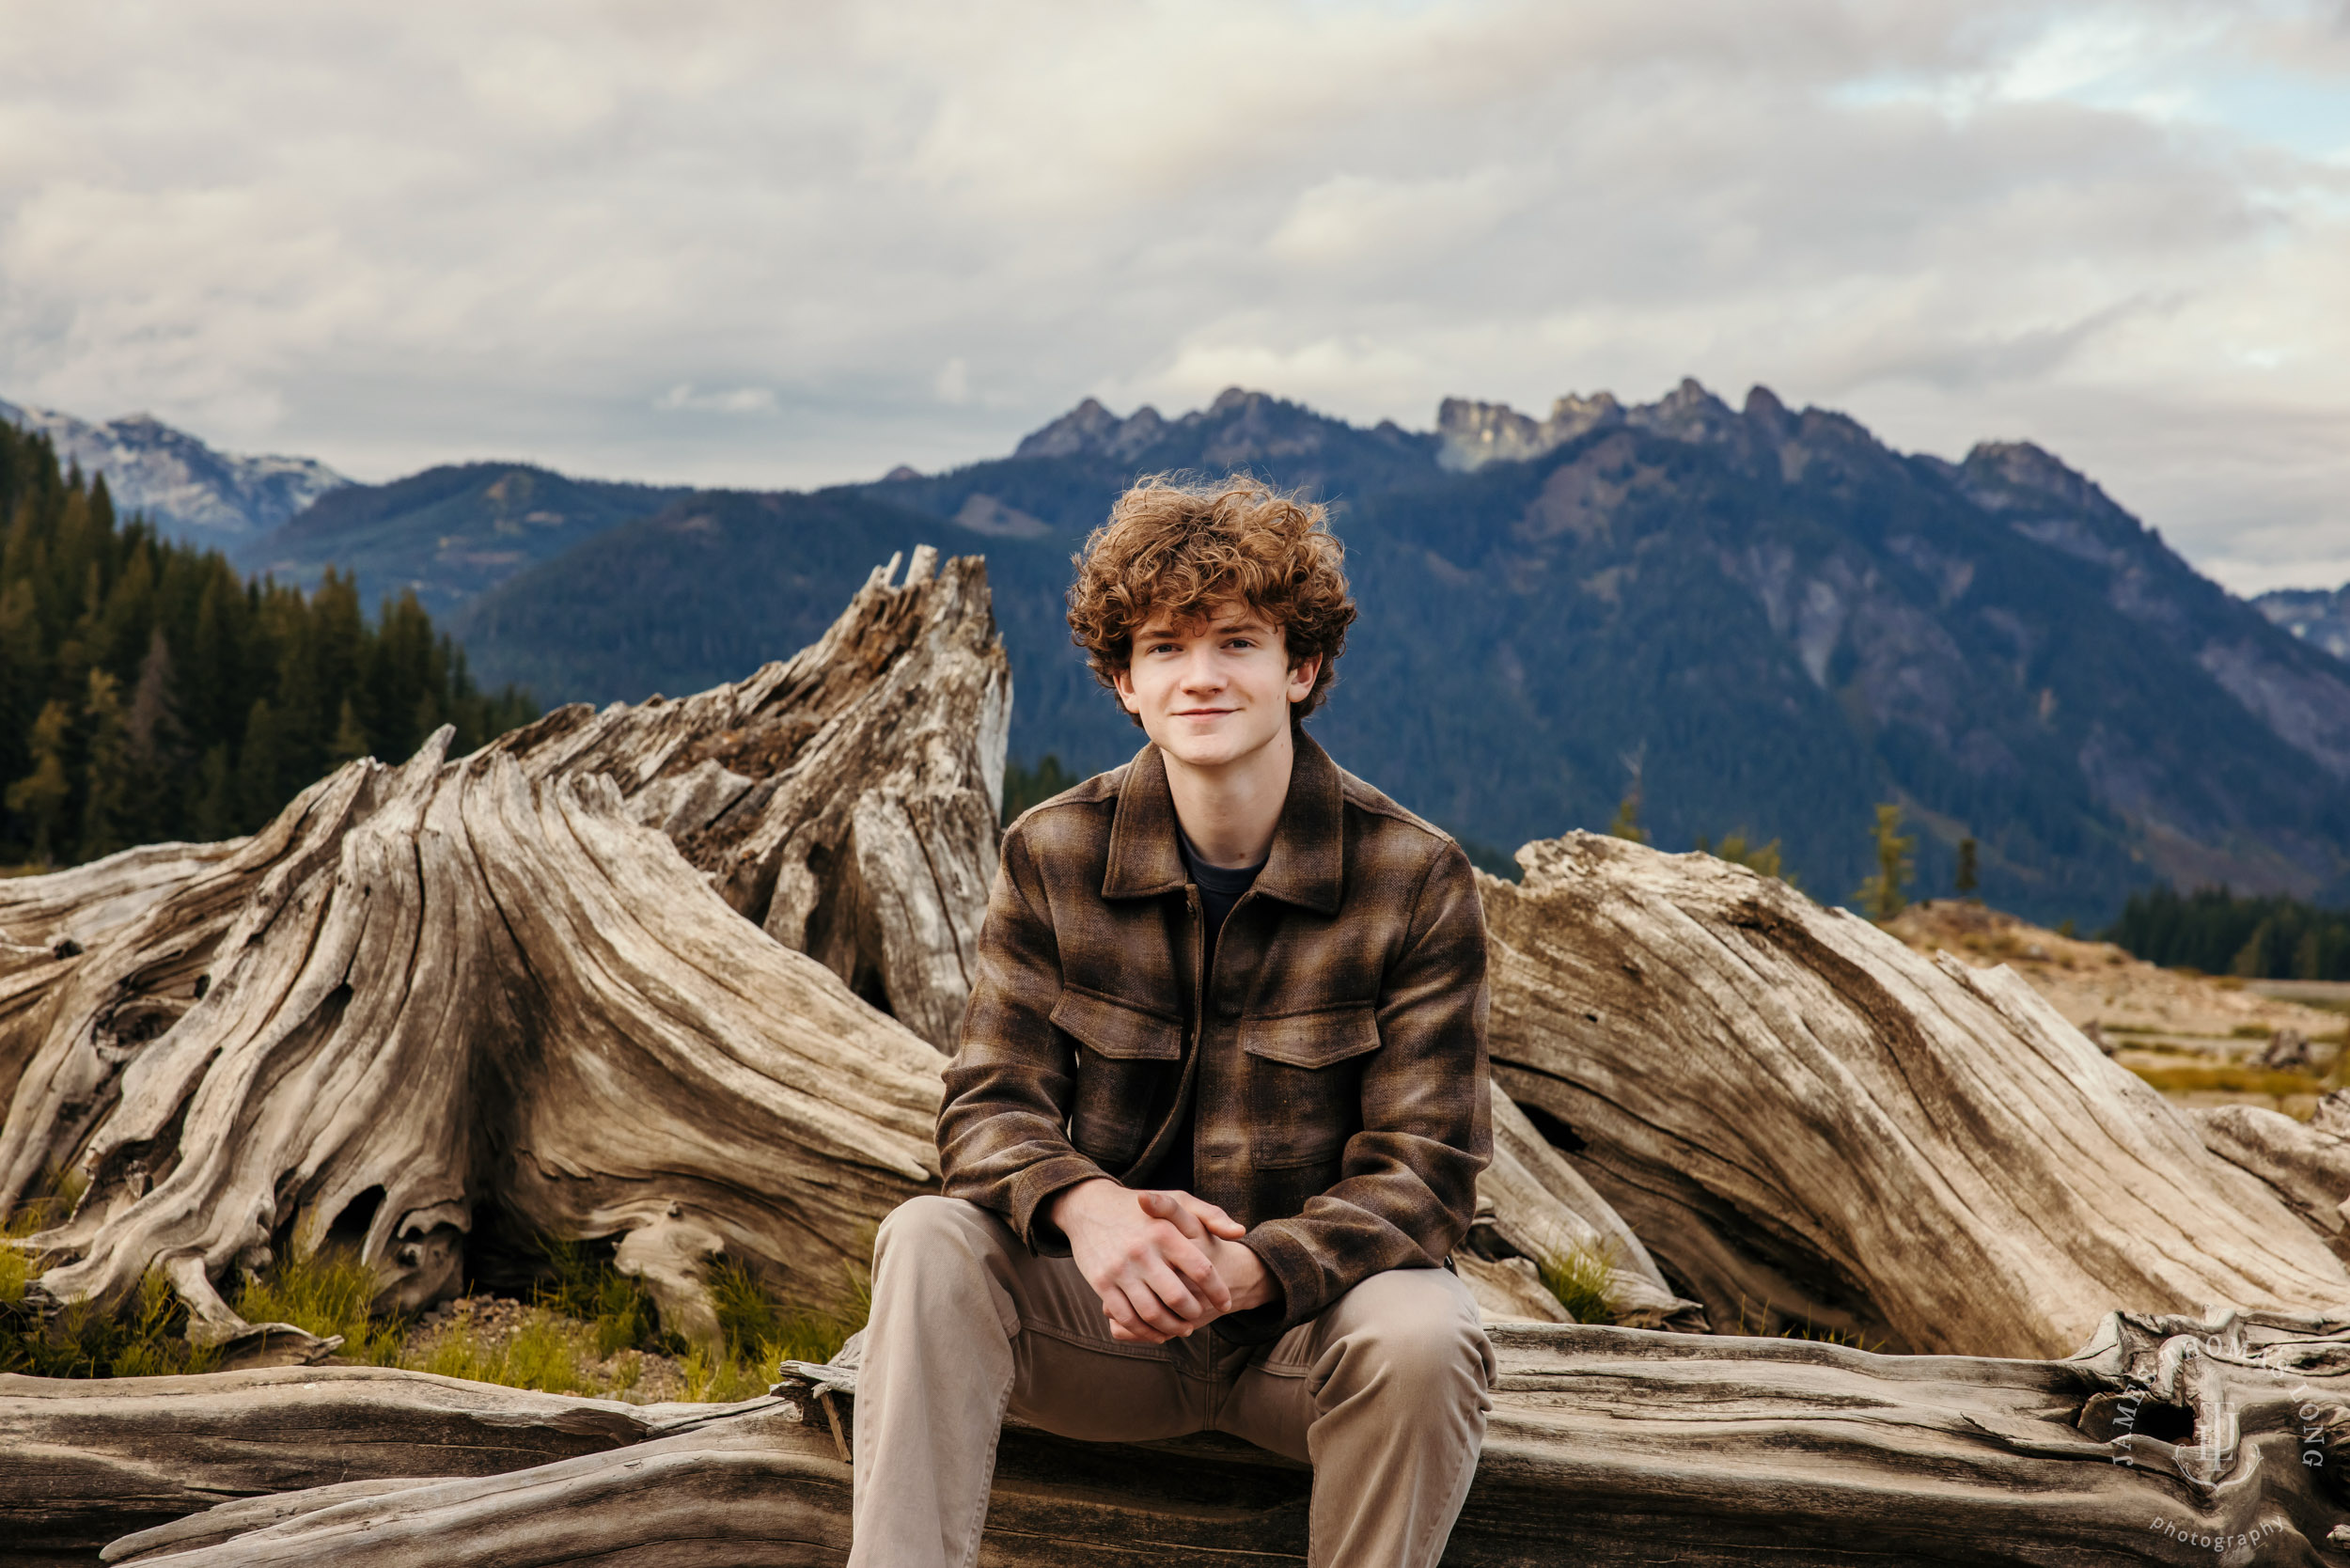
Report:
1049,1177,1274,1342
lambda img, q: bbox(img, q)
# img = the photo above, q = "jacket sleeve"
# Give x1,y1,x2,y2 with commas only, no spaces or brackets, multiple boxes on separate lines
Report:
935,819,1110,1255
1220,839,1493,1342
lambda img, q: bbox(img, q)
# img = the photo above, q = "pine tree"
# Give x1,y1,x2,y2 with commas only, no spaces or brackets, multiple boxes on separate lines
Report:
192,743,237,842
78,667,133,861
235,698,285,833
1854,803,1914,921
124,626,186,846
6,699,72,863
1954,836,1979,898
328,697,371,766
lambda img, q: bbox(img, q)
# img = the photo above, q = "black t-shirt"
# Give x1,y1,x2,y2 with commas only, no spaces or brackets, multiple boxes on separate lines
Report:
1149,824,1264,1196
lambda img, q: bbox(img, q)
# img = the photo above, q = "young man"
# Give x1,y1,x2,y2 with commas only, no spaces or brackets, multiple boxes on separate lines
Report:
850,477,1496,1568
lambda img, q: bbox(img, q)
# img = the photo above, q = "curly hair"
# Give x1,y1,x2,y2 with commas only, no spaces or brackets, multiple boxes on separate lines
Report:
1067,474,1356,729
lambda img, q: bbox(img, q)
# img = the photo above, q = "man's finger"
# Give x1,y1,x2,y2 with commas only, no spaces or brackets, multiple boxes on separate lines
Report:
1119,1275,1195,1338
1136,1190,1208,1241
1154,1232,1227,1302
1139,1262,1207,1324
1185,1199,1246,1240
1099,1283,1154,1341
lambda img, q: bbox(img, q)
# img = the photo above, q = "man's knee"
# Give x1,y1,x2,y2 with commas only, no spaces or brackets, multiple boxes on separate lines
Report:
1326,1269,1494,1402
873,1196,1015,1279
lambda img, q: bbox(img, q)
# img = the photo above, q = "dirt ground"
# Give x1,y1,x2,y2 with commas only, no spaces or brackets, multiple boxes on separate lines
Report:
1886,899,2350,1121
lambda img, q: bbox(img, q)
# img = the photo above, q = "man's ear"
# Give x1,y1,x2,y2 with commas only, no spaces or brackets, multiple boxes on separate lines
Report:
1112,661,1142,714
1286,652,1322,703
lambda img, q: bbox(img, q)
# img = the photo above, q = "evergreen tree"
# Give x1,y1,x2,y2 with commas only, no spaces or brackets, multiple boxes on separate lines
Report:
0,420,538,866
1854,803,1914,921
1954,836,1979,898
235,698,284,832
77,667,132,862
6,699,72,862
328,698,371,766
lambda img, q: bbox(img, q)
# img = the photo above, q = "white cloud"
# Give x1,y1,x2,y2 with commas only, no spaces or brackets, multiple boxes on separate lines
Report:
0,0,2345,588
653,384,778,415
932,357,971,405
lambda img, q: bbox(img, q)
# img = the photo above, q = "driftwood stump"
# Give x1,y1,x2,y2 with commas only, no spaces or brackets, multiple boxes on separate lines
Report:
38,1313,2348,1566
1479,833,2350,1358
0,555,999,1348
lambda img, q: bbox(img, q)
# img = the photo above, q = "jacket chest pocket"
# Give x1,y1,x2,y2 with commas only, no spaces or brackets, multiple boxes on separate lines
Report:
1050,987,1183,1168
1240,1004,1382,1169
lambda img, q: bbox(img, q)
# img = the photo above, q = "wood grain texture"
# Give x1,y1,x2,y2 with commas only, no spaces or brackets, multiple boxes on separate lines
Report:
0,558,995,1345
492,544,1010,1051
94,1313,2350,1566
0,1363,760,1567
1479,832,2350,1358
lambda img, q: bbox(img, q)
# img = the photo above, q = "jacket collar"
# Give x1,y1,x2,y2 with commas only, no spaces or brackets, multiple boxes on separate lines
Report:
1102,730,1345,915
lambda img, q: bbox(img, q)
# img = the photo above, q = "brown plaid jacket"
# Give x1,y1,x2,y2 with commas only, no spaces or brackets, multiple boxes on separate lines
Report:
937,732,1492,1343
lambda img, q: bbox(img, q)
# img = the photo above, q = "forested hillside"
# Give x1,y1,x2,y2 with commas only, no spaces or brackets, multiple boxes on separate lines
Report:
2107,886,2350,981
236,463,690,616
449,384,2350,924
0,424,534,868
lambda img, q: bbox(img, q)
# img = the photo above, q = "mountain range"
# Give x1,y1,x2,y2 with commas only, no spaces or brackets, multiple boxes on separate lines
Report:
0,399,346,541
2257,585,2350,664
17,384,2350,923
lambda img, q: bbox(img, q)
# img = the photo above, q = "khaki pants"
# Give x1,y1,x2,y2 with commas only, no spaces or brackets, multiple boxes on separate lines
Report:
848,1195,1496,1568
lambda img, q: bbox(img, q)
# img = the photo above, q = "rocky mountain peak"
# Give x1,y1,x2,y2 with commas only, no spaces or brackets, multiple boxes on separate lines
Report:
2255,584,2350,664
0,396,347,540
1012,396,1167,462
1438,378,1812,471
1956,441,2127,525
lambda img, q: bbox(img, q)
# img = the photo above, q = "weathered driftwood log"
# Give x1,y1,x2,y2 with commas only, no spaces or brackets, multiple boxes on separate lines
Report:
1479,833,2350,1359
491,545,1010,1050
0,558,999,1347
0,1364,762,1568
2188,1095,2350,1267
82,1313,2350,1566
1465,1085,1706,1329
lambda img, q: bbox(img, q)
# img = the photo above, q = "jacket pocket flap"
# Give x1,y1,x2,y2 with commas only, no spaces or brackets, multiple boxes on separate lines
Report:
1049,988,1184,1060
1240,1006,1383,1069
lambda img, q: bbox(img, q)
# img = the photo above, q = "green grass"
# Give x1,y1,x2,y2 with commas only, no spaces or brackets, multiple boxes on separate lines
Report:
534,1235,676,1359
1533,1236,1621,1325
1735,1294,1888,1355
0,1209,870,1403
2124,1062,2330,1098
416,1311,619,1395
692,1254,873,1400
235,1245,407,1365
0,1268,221,1378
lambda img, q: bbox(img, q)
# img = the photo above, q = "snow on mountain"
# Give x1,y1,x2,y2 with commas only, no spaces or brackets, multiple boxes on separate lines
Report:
0,398,348,541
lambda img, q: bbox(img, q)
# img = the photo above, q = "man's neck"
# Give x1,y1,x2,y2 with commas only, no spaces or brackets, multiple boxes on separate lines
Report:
1162,725,1293,869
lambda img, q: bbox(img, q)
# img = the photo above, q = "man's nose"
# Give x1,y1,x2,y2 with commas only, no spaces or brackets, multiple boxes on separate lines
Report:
1178,650,1225,689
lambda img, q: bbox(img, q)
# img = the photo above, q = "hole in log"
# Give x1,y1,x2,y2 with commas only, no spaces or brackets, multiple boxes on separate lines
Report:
326,1187,385,1255
2077,1388,2194,1444
851,962,895,1019
1520,1104,1588,1155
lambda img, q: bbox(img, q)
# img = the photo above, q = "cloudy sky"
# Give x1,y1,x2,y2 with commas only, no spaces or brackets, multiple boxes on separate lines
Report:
4,0,2347,591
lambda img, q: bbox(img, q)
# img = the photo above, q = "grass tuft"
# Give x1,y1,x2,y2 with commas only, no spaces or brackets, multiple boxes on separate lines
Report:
1735,1294,1888,1355
534,1235,675,1359
236,1245,406,1365
1533,1236,1620,1325
0,1266,220,1378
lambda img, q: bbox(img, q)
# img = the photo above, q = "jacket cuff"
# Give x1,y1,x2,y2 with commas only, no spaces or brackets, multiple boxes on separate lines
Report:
1210,1226,1311,1346
1008,1153,1112,1257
